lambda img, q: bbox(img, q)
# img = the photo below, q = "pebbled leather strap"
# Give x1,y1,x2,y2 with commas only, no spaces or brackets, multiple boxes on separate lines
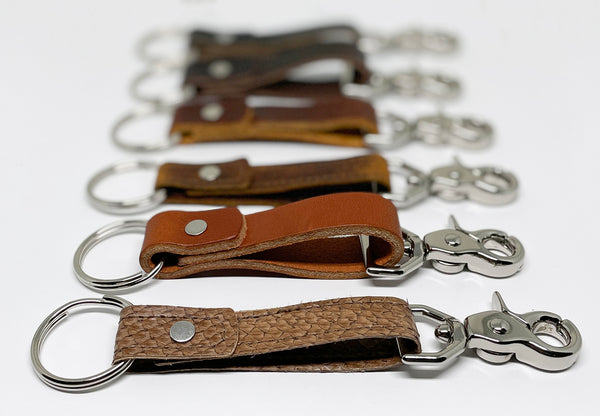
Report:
189,24,361,60
183,43,370,95
155,155,391,206
139,192,404,279
171,94,377,147
113,296,420,372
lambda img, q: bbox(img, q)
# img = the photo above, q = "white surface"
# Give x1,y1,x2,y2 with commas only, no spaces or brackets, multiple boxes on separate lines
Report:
1,0,598,413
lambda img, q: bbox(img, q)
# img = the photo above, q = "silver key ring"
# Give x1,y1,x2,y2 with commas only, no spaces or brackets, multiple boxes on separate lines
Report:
30,296,133,392
73,220,163,292
129,67,196,106
87,160,166,214
111,105,182,152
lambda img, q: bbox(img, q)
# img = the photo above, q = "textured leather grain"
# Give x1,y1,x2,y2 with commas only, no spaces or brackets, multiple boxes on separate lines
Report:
113,296,421,373
171,94,377,147
189,24,361,60
155,155,391,206
183,43,370,95
139,192,404,279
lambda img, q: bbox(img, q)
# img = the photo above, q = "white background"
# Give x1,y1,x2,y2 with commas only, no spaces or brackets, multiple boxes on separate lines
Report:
1,0,598,414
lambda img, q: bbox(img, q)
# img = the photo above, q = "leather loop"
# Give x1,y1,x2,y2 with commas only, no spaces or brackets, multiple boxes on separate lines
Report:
155,155,391,206
183,43,370,95
113,297,421,372
189,24,361,60
139,192,404,279
171,95,377,147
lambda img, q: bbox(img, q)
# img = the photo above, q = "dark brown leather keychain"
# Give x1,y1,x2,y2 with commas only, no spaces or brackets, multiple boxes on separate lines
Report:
137,24,459,66
31,292,581,392
86,155,518,214
73,192,525,292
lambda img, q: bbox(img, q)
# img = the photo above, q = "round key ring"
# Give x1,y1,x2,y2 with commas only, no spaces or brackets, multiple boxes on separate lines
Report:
31,296,134,393
73,220,163,291
87,160,167,214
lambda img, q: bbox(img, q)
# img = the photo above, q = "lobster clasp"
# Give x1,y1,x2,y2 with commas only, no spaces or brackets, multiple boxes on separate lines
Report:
413,114,493,149
423,216,525,278
429,157,519,205
464,292,582,371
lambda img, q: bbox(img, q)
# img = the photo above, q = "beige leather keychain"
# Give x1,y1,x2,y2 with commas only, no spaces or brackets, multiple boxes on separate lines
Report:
31,292,582,392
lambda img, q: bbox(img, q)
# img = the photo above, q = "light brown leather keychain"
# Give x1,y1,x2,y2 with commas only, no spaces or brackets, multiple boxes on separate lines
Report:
31,292,582,392
73,193,525,292
86,155,518,214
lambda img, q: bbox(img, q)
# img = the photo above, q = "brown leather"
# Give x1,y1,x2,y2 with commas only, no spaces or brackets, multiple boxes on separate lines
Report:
155,155,391,206
113,296,421,373
183,43,370,95
171,95,377,147
189,24,361,60
139,192,404,279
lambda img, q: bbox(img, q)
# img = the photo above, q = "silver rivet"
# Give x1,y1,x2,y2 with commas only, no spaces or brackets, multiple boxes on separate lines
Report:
489,318,510,334
449,170,461,180
444,233,462,247
198,165,221,181
200,103,224,121
170,321,195,343
208,59,233,79
185,219,208,236
215,33,236,45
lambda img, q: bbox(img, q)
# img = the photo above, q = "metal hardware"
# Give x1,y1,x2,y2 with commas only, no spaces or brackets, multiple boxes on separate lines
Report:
364,113,493,150
30,296,133,393
381,158,518,208
207,59,234,79
402,292,582,371
185,219,208,236
361,216,524,279
200,103,224,121
111,105,183,152
73,220,163,292
198,164,221,181
130,67,197,107
87,160,166,215
170,321,196,343
343,70,461,101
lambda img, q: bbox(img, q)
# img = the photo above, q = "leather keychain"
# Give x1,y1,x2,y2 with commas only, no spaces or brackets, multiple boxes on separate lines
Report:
111,93,493,152
137,24,459,67
86,155,518,214
73,192,525,292
31,292,582,392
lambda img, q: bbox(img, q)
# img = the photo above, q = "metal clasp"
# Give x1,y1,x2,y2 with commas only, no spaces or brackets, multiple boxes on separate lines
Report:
382,158,518,208
364,112,493,150
400,292,582,371
358,29,458,54
362,216,524,280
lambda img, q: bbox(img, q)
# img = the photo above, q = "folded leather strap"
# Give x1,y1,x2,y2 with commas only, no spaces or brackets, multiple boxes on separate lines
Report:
171,95,377,147
140,192,404,279
183,43,370,95
189,24,360,60
155,155,391,206
113,296,421,372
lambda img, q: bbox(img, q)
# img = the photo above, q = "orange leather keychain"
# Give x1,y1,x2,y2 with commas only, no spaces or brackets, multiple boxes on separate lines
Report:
73,193,525,292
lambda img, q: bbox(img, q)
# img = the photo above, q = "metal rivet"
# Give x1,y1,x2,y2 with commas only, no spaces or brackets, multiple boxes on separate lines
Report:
185,219,208,236
489,318,510,334
200,103,224,121
215,33,236,45
170,321,195,343
208,59,233,79
198,165,221,181
444,233,462,247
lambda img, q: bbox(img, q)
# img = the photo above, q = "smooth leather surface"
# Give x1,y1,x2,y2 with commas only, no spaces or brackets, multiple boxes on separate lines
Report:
113,296,421,373
189,24,361,60
171,94,378,147
139,192,404,279
155,155,391,206
183,43,370,95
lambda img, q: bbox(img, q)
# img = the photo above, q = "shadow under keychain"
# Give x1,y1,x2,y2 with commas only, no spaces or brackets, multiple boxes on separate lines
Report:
73,193,524,292
86,155,518,214
31,292,582,392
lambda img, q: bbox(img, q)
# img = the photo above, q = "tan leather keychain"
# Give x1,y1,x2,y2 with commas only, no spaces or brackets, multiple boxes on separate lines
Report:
73,193,525,292
31,292,582,392
86,155,518,214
